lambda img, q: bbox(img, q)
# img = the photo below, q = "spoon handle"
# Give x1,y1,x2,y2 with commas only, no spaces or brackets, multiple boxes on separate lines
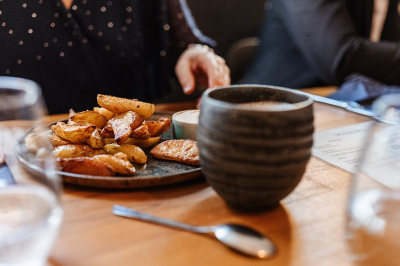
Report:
112,205,213,234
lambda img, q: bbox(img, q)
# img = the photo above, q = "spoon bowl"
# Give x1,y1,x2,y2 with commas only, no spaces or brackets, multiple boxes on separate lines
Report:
112,205,276,259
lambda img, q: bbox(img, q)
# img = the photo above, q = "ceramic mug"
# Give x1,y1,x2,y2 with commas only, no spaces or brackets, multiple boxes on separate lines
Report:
197,85,314,210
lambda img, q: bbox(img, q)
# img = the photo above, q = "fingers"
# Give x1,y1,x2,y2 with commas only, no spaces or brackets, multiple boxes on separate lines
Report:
175,59,196,95
206,57,230,88
175,45,231,95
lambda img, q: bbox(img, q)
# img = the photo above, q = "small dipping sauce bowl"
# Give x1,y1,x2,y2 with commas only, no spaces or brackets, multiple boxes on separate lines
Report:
172,110,200,140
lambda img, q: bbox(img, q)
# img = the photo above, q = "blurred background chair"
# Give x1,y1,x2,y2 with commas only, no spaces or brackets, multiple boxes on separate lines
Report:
187,0,266,83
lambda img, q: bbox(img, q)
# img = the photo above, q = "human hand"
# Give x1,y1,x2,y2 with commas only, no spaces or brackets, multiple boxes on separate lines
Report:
175,44,230,96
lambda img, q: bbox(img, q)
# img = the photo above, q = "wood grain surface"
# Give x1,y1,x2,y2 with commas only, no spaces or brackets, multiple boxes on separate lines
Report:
3,91,373,266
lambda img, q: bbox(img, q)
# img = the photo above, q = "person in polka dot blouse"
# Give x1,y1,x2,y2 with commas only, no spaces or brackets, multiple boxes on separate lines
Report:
0,0,230,114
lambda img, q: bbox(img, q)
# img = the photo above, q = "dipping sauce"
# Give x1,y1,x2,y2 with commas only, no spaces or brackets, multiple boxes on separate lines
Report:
172,110,200,140
236,101,295,111
173,110,200,124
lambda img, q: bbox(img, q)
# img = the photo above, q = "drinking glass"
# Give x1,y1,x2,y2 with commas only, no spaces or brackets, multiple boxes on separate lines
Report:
346,94,400,266
0,77,63,266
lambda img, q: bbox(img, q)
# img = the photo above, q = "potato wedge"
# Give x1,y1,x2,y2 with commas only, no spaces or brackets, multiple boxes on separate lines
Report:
52,144,94,158
49,134,70,147
97,94,155,119
86,129,104,149
104,136,161,149
103,143,147,164
69,109,76,118
51,122,95,143
145,118,171,137
93,107,114,120
150,139,200,166
59,157,115,176
108,111,144,144
100,124,114,138
25,133,40,152
130,124,150,139
92,154,135,175
87,149,108,157
70,110,108,129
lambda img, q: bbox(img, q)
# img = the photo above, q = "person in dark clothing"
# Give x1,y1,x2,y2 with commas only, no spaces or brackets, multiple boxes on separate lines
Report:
0,0,230,114
241,0,400,89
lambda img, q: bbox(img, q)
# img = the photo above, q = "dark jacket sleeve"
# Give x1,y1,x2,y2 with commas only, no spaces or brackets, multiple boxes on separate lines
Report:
279,0,400,85
167,0,216,64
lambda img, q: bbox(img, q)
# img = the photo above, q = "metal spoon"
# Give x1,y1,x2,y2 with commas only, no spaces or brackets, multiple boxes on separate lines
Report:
112,205,276,259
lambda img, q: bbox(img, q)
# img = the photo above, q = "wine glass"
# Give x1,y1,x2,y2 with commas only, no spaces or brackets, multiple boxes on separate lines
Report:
346,94,400,266
0,76,63,266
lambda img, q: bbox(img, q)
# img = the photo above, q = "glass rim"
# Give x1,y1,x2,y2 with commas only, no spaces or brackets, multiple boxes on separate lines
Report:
0,76,42,111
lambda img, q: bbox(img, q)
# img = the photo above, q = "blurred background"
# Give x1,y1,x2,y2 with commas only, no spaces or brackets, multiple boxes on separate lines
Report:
187,0,266,83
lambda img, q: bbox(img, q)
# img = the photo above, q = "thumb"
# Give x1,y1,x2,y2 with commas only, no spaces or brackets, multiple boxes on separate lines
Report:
175,61,196,95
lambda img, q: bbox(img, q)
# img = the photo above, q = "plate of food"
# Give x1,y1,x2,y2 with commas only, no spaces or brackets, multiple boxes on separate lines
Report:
15,94,202,188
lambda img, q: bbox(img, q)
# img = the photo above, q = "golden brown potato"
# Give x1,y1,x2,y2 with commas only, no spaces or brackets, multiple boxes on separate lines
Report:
87,149,108,157
93,107,114,120
97,94,155,119
130,124,150,139
70,110,108,129
52,144,94,158
104,136,161,149
59,157,115,176
103,143,147,164
150,139,200,166
49,134,70,147
86,129,104,149
100,124,114,138
25,133,39,152
124,136,161,148
92,154,135,175
51,122,95,143
108,111,144,144
113,152,129,161
145,118,171,137
69,108,76,118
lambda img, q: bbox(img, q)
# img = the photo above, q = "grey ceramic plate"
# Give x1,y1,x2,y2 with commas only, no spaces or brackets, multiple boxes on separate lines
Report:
14,112,202,188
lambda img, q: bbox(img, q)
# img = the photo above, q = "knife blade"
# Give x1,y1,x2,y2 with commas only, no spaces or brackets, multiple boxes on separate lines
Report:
298,92,389,122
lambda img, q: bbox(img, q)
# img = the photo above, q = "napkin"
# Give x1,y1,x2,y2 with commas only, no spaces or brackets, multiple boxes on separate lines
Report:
328,74,400,105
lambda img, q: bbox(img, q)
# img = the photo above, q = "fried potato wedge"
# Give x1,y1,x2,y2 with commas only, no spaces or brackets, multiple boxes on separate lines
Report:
25,133,39,152
70,110,108,129
97,94,155,119
130,124,150,139
49,134,71,147
52,144,94,158
51,122,95,143
150,139,200,166
92,154,135,175
93,107,114,120
87,149,108,157
100,124,114,138
69,109,76,118
103,143,147,164
107,111,144,144
86,129,104,149
145,118,171,137
104,136,160,149
59,157,115,176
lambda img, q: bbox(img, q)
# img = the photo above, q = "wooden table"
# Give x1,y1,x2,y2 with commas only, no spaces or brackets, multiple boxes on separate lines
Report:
5,95,372,266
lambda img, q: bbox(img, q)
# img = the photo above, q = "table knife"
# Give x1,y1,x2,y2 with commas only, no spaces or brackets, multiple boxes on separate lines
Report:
297,92,395,124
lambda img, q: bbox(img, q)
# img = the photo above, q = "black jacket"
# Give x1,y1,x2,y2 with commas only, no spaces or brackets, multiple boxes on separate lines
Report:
241,0,400,88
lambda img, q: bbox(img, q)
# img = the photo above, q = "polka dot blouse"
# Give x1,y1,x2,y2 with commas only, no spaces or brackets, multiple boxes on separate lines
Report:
0,0,214,114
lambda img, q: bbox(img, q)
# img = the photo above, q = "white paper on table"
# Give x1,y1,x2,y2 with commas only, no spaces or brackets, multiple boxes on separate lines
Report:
311,121,373,174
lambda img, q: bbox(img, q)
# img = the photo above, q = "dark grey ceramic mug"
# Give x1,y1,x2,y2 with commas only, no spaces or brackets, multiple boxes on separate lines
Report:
197,85,314,210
